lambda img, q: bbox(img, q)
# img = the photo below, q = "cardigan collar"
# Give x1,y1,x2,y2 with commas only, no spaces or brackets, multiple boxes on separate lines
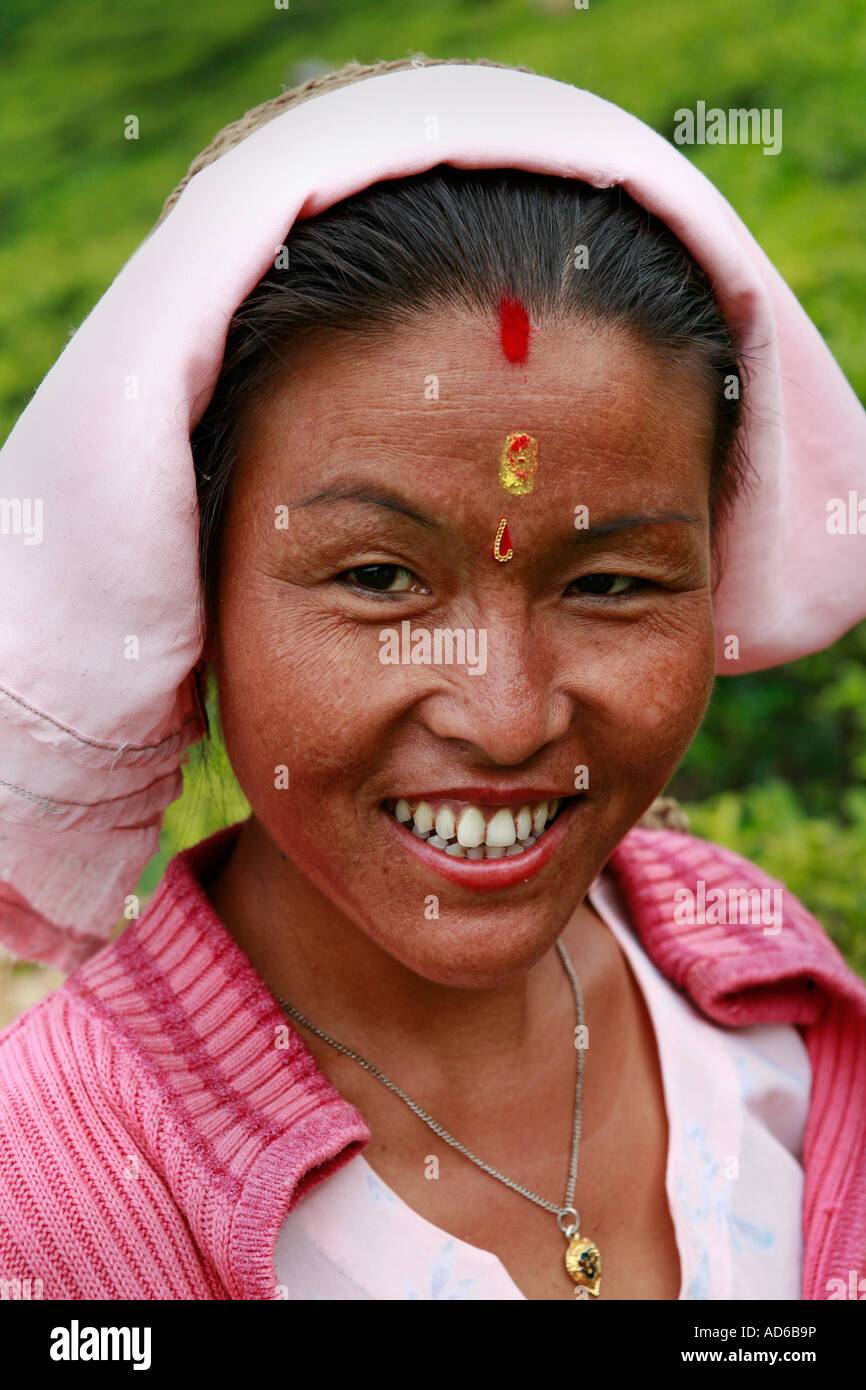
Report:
67,818,866,1298
607,828,866,1027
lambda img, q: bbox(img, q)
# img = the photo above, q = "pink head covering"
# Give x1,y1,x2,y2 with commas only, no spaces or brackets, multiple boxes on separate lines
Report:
1,62,864,970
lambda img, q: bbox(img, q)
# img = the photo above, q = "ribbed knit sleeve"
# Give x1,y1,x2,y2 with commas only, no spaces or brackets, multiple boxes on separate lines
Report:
798,995,866,1299
0,824,371,1300
0,990,227,1299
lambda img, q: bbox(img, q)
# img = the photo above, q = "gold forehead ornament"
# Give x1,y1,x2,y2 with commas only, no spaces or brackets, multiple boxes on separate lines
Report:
490,432,539,563
499,432,538,497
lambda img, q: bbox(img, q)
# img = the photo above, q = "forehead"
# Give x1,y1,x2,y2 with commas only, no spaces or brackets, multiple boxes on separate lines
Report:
237,309,714,513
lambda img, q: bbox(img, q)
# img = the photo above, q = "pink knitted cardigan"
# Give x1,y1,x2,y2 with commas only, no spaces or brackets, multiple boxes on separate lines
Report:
1,820,864,1301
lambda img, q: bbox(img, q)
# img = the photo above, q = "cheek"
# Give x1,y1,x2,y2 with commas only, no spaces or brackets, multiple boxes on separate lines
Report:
213,586,394,804
570,596,716,784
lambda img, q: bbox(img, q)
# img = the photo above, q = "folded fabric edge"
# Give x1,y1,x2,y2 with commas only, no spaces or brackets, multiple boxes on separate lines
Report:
0,675,206,772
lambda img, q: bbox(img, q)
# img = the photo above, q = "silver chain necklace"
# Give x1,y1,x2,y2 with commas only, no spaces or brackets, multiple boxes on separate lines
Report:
275,936,602,1296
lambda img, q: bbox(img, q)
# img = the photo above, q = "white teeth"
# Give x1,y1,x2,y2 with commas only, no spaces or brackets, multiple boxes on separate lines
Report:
516,805,533,842
485,808,516,847
392,795,566,861
435,807,456,841
456,807,485,848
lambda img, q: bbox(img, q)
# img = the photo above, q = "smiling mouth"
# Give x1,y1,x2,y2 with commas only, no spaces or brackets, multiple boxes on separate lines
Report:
382,796,567,861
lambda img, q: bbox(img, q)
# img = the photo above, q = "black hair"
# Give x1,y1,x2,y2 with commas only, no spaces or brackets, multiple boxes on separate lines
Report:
191,165,752,632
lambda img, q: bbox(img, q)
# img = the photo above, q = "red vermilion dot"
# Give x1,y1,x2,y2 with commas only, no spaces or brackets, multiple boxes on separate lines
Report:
498,297,530,364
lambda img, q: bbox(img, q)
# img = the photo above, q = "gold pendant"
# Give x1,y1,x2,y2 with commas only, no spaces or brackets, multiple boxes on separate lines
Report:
565,1233,602,1297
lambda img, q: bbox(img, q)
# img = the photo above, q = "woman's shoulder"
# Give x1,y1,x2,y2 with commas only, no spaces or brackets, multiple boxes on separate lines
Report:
0,972,141,1181
609,820,866,1024
0,980,134,1288
0,859,203,1234
625,800,821,935
0,975,98,1089
0,948,226,1298
617,817,830,940
0,844,219,1152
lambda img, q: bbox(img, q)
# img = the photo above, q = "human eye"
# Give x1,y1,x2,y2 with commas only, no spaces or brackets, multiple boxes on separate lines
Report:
338,563,429,596
566,573,649,598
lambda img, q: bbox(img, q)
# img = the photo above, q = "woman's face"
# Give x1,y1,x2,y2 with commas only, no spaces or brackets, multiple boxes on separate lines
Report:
209,310,717,987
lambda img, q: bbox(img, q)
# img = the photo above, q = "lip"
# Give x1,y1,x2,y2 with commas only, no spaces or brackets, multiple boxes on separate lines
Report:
391,786,571,806
381,794,582,892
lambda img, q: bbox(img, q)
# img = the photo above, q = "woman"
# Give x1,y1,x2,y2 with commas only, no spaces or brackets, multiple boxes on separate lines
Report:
0,56,865,1302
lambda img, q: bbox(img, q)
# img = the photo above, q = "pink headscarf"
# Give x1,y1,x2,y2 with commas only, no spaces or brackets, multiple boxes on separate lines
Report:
1,63,864,970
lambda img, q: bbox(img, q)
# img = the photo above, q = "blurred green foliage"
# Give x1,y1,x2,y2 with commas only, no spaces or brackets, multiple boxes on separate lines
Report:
679,622,866,977
3,0,864,977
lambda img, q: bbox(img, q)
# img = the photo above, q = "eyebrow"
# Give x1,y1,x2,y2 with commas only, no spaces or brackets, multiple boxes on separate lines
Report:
294,487,700,539
294,485,441,531
573,510,702,539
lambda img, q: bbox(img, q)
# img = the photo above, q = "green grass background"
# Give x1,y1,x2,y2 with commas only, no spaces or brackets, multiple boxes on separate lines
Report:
2,0,865,983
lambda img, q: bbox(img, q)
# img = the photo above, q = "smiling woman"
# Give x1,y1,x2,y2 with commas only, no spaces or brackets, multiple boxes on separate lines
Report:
203,310,719,960
1,55,866,1306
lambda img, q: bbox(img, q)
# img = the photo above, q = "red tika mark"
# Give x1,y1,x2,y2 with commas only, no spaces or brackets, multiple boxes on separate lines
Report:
498,297,530,364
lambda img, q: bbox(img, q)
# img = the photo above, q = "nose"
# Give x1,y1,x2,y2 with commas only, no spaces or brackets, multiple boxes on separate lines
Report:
420,618,574,767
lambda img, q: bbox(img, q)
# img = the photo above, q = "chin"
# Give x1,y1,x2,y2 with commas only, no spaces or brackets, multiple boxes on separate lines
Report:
355,895,583,990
